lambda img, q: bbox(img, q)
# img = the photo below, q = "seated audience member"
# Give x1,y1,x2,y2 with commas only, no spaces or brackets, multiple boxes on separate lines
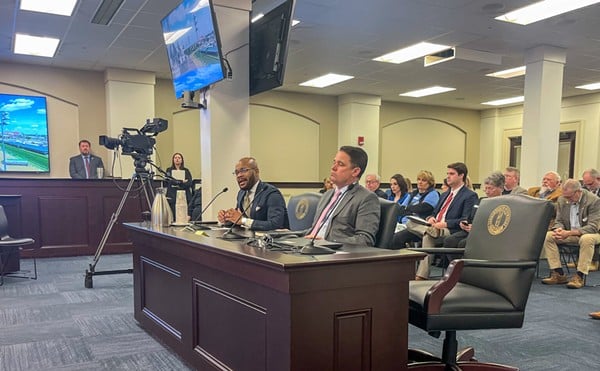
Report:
415,162,478,280
582,168,600,196
391,171,440,247
365,173,388,199
388,174,410,220
502,166,527,195
528,171,562,202
319,177,334,194
405,177,413,193
443,172,505,249
305,146,380,246
69,139,104,179
542,179,600,289
218,157,289,231
590,311,600,320
440,178,449,193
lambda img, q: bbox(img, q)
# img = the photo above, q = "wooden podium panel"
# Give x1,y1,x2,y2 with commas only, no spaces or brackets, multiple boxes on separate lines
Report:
126,223,424,370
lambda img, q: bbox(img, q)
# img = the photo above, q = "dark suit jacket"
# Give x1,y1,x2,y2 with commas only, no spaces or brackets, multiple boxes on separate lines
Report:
235,181,289,231
429,186,478,234
69,154,104,179
312,184,380,246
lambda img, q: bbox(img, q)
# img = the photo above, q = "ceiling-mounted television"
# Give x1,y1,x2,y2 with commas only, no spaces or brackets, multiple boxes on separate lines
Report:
161,0,226,99
249,0,295,96
0,93,50,173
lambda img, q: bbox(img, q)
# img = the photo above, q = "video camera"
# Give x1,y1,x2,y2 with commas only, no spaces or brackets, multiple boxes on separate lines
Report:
99,118,168,156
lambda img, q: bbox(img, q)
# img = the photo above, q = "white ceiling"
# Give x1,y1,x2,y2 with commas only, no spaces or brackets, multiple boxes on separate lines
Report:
2,0,600,110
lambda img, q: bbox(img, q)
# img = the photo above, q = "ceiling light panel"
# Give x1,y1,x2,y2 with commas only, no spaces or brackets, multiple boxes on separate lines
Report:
576,82,600,90
400,86,456,98
486,66,526,78
481,96,525,106
14,33,60,57
20,0,78,16
373,42,453,64
495,0,600,25
299,73,354,88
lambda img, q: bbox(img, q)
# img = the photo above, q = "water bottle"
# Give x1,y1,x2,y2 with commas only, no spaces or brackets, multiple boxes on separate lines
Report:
151,187,173,228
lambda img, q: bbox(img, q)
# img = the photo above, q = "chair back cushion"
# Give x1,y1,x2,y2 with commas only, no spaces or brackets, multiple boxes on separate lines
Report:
375,199,401,248
0,205,9,240
287,193,322,231
461,195,554,310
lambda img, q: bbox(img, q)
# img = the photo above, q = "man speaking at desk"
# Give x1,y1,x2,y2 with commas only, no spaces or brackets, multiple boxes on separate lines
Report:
218,157,289,231
306,146,380,246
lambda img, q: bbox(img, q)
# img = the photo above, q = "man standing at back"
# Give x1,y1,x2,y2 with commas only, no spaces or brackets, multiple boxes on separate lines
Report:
416,162,478,279
69,139,104,179
218,157,288,231
306,146,380,246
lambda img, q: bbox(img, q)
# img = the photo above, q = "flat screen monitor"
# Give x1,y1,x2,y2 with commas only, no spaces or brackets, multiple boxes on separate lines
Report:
0,93,50,173
161,0,226,99
250,0,295,96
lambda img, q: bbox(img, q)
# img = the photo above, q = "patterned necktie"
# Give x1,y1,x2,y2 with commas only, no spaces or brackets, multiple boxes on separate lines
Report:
436,191,454,222
85,157,91,178
242,191,252,216
310,189,341,236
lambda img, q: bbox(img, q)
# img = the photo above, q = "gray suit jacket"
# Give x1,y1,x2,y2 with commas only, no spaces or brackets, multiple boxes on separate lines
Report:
508,186,527,195
553,189,600,235
313,184,380,246
69,154,104,179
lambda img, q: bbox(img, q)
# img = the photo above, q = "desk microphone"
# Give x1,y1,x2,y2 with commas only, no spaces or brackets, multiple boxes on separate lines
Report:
221,187,263,240
184,187,228,232
300,185,351,255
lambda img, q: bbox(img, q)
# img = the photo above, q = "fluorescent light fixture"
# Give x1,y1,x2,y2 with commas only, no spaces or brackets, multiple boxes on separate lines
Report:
299,73,354,88
373,42,453,64
400,86,456,98
163,28,191,45
576,82,600,90
482,96,525,106
14,33,60,58
251,13,264,23
486,66,526,78
291,19,300,26
495,0,600,25
20,0,78,16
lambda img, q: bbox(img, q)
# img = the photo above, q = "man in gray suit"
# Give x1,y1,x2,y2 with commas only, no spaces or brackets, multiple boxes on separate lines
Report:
542,179,600,289
69,139,104,179
306,146,380,246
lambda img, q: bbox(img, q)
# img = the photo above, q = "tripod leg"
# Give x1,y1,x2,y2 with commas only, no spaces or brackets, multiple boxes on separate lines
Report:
85,176,137,288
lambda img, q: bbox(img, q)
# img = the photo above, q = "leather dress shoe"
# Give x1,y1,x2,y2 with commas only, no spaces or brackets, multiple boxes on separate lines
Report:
589,311,600,320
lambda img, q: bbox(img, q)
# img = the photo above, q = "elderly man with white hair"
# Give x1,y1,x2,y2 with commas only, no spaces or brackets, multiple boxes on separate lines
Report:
527,171,562,202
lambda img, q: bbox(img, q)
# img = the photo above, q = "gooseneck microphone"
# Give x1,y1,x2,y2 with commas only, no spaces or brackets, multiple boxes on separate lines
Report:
300,186,350,255
184,187,228,232
221,187,263,240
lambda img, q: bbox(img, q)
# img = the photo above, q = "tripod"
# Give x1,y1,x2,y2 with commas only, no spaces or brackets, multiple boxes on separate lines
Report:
84,167,155,288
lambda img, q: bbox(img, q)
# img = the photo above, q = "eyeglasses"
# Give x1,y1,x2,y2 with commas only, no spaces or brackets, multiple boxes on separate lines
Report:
233,167,255,176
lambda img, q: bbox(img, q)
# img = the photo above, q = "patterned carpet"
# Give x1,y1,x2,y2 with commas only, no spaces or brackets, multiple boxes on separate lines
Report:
1,255,599,370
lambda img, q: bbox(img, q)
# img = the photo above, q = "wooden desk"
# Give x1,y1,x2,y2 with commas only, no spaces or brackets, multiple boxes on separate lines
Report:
125,223,424,371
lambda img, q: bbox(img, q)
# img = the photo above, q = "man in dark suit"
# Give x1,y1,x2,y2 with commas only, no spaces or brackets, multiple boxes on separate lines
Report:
306,146,380,246
416,162,478,279
69,139,104,179
365,173,388,199
218,157,288,231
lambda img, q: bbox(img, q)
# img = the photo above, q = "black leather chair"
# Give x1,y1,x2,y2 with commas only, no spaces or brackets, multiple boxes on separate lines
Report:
287,192,322,231
375,198,401,248
407,195,554,370
0,205,36,285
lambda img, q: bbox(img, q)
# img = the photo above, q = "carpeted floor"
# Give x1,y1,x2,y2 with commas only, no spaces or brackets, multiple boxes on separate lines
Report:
1,254,599,370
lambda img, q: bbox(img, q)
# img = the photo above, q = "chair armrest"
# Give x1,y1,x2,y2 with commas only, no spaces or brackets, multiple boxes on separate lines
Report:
0,237,35,247
461,259,537,269
423,259,465,314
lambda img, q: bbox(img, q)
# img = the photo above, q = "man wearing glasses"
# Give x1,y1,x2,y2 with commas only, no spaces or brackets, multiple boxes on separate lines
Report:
217,157,289,231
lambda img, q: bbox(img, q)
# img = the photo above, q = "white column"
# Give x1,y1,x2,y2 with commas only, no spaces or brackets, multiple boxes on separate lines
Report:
337,94,382,176
520,46,566,187
200,0,252,220
104,68,156,178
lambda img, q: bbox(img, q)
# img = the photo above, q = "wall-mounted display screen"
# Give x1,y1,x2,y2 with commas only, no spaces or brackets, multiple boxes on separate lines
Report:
0,93,50,173
161,0,225,99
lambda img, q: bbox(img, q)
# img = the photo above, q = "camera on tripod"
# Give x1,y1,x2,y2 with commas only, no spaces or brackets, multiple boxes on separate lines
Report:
99,118,168,156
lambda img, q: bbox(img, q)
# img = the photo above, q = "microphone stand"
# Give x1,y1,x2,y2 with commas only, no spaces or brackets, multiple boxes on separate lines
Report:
185,187,228,231
221,188,263,240
300,190,344,255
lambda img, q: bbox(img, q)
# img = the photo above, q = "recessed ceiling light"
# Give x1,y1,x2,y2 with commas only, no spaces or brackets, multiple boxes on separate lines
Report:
400,86,456,98
299,73,354,88
576,82,600,90
20,0,78,16
14,33,60,58
495,0,600,25
481,96,525,106
486,66,526,78
373,42,453,64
